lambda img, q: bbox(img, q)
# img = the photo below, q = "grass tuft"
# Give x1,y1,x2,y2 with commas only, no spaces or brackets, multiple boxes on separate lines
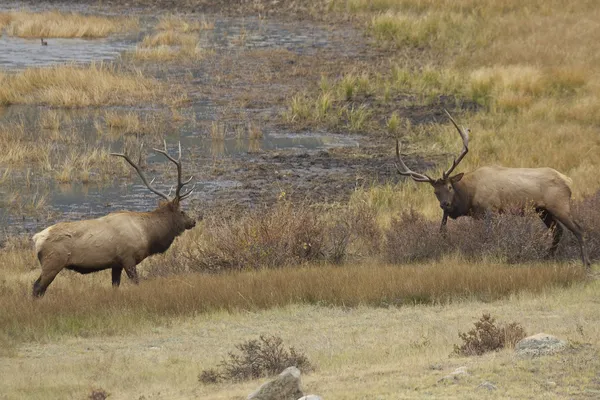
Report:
0,63,159,107
2,11,137,38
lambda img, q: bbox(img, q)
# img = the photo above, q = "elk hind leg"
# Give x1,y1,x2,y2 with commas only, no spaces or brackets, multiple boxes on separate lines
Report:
32,266,62,298
536,208,563,257
552,211,591,271
33,250,68,297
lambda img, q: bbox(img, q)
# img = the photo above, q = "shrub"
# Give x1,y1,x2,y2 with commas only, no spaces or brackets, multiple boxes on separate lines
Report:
454,314,527,356
88,388,109,400
385,208,558,264
184,202,325,272
199,335,312,384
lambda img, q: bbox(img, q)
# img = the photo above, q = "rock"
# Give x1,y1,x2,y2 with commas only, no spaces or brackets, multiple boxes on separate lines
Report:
515,333,568,358
477,381,497,391
247,367,304,400
298,396,322,400
438,366,469,383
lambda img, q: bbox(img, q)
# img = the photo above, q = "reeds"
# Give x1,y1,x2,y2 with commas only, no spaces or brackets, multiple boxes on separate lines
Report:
1,11,138,38
0,63,159,107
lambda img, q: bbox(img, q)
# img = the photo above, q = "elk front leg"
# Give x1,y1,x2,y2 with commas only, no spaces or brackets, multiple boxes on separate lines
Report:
439,212,448,236
112,267,123,287
124,265,140,285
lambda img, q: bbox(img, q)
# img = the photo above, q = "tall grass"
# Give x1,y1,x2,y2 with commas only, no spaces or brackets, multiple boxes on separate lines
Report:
0,63,159,107
2,11,138,38
0,253,583,347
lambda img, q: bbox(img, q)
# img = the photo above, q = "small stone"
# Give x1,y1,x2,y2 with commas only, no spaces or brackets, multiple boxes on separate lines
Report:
297,396,322,400
515,333,568,358
477,381,497,391
438,366,469,383
247,367,304,400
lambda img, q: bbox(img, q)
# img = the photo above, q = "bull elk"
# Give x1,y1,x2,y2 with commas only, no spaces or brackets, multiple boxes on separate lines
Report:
31,142,197,297
395,110,591,270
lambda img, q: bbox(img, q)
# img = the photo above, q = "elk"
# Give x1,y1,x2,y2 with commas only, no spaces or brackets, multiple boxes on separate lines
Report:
31,142,197,297
395,110,591,270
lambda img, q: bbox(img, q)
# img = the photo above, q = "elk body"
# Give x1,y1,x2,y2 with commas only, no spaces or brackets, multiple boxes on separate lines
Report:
31,142,196,297
395,110,591,270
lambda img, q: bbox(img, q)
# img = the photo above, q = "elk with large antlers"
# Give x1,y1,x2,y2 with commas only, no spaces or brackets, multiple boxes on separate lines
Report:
31,141,197,297
395,110,591,270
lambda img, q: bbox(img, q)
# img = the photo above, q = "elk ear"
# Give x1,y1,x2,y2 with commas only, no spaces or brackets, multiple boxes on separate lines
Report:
171,197,181,208
450,173,464,183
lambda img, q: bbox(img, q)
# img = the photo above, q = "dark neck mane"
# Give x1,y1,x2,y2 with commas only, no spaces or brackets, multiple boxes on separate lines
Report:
142,203,186,255
448,181,472,219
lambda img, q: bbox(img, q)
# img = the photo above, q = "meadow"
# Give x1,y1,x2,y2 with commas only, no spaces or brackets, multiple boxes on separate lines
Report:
1,1,600,399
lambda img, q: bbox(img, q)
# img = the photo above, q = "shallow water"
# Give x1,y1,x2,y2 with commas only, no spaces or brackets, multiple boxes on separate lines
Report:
0,36,134,69
0,6,361,237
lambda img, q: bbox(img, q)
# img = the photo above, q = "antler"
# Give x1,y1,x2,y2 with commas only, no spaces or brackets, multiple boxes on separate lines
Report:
111,143,171,201
395,139,434,183
152,140,194,201
442,109,470,179
111,141,195,202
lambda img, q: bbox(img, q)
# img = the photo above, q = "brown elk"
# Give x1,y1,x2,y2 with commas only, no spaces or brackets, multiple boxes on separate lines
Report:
395,110,591,270
31,142,197,297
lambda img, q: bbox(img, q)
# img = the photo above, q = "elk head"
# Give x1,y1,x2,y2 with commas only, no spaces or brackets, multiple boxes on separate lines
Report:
111,141,196,230
395,109,470,216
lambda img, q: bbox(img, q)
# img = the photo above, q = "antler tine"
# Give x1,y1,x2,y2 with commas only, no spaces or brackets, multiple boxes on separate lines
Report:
395,139,433,183
442,109,470,179
110,147,170,201
152,141,192,200
179,183,196,200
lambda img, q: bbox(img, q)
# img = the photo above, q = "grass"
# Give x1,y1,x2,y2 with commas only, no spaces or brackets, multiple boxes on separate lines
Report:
0,63,160,107
132,31,209,61
0,245,584,347
287,0,600,211
0,277,598,399
1,11,138,38
0,118,130,185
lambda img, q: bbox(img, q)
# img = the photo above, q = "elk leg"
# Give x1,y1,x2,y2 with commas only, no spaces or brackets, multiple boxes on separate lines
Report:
552,212,591,271
112,267,123,287
32,269,60,298
439,212,448,237
124,265,140,285
537,208,562,257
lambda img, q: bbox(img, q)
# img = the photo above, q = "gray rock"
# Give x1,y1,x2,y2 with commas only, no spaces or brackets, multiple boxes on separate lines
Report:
298,396,322,400
438,366,469,383
247,367,304,400
477,381,497,391
515,333,568,358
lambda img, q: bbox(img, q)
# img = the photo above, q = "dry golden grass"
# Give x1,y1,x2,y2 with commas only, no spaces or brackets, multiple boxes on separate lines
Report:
0,233,585,348
1,11,138,38
140,31,199,47
0,270,598,399
0,63,159,107
132,30,209,62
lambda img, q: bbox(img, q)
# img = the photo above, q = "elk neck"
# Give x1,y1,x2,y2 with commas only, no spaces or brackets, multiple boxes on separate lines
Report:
447,179,472,219
142,201,187,255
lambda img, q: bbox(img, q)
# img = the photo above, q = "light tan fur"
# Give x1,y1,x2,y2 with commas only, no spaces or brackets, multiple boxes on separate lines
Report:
458,166,573,216
32,201,196,297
